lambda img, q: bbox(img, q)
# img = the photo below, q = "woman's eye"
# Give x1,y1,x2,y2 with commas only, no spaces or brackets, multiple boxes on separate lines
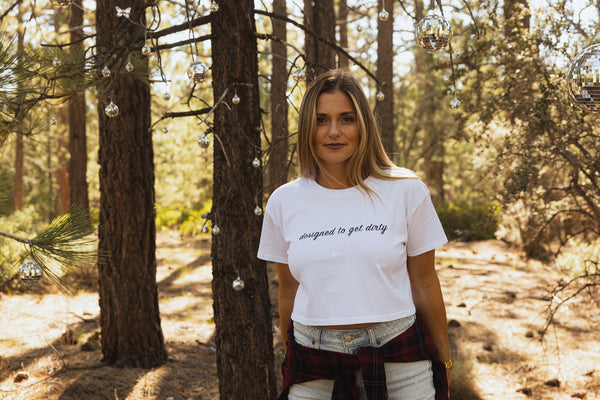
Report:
342,117,355,123
316,117,327,125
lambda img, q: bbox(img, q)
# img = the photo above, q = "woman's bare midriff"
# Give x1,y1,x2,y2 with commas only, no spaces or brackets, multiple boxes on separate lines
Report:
321,322,378,330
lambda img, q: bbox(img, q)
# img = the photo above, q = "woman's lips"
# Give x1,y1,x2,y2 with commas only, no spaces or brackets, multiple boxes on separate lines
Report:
325,143,345,149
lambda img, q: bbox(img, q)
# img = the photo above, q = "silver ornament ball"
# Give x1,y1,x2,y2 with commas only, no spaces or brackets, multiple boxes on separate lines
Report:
163,91,171,101
187,61,210,83
292,68,306,81
567,43,600,113
376,91,385,102
50,0,72,5
378,9,390,22
232,277,245,291
202,226,210,234
102,65,111,78
125,61,134,72
210,0,219,12
161,126,169,133
232,94,240,104
254,206,263,216
52,56,62,68
450,97,461,109
212,225,221,235
19,260,43,285
50,117,57,126
198,134,211,148
105,101,120,118
252,158,261,168
416,12,452,53
141,44,151,56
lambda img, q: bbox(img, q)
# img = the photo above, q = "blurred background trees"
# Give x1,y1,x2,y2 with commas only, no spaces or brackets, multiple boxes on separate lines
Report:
0,0,599,398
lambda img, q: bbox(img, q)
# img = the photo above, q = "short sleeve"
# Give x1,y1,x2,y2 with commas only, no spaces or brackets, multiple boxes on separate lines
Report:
257,192,289,264
405,182,448,256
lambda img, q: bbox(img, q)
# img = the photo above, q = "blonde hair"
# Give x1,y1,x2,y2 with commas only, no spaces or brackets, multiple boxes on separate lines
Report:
297,69,403,192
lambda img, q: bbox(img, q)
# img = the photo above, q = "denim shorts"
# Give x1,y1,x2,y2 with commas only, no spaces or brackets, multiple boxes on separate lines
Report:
289,315,435,400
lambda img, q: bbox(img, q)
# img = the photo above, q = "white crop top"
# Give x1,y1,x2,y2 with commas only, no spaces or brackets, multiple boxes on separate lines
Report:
257,168,448,326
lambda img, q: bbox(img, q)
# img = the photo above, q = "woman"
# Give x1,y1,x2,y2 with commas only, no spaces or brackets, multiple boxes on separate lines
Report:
258,69,451,400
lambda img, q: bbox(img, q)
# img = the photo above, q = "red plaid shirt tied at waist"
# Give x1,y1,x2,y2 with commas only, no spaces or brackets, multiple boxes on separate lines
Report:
278,316,449,400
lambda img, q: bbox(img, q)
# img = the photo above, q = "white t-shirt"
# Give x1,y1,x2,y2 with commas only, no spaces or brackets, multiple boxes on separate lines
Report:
257,168,448,326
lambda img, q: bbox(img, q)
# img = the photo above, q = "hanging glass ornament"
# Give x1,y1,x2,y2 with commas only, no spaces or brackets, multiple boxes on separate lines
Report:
141,43,151,56
357,26,363,32
252,157,261,168
376,90,385,102
254,206,263,216
105,101,120,118
232,276,245,291
187,61,210,83
161,126,169,133
292,68,306,81
162,91,171,101
19,260,43,285
52,56,62,68
415,12,452,53
209,0,219,12
125,60,134,72
198,134,210,148
202,226,210,234
450,97,461,109
378,9,390,22
50,117,57,126
232,93,240,104
212,225,221,235
567,43,600,113
50,0,72,6
101,65,111,78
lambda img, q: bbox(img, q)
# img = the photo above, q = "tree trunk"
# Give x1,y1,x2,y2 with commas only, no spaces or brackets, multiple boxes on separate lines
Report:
96,0,167,368
13,2,25,212
374,0,395,157
337,0,349,69
305,0,336,78
68,0,89,214
211,1,277,398
414,0,445,203
269,0,289,190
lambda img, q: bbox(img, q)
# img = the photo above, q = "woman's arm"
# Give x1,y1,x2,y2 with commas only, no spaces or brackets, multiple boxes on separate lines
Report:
407,250,451,369
275,262,299,345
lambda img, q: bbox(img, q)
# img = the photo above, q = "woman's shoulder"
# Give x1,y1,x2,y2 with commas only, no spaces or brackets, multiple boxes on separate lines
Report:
267,177,310,200
384,166,420,179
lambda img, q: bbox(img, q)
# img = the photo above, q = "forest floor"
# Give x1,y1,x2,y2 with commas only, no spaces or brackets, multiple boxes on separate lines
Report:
0,231,599,400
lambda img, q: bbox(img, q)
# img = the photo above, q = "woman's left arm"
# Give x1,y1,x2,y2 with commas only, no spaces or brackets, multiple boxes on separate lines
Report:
407,250,451,367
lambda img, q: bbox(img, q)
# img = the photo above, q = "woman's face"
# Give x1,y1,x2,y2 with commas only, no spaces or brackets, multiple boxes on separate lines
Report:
313,90,360,178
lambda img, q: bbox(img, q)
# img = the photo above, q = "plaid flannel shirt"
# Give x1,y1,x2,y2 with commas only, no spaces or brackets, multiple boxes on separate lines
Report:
278,316,448,400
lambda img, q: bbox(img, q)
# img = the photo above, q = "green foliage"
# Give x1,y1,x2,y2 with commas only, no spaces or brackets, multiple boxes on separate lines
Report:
437,201,501,242
156,200,213,237
0,206,42,291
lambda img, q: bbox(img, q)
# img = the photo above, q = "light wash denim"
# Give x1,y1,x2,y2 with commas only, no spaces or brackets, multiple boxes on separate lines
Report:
289,315,435,400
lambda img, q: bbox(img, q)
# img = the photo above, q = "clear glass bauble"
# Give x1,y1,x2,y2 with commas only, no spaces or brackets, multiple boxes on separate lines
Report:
187,61,210,83
210,0,219,12
50,117,57,126
232,277,245,291
450,97,461,109
50,0,72,6
232,94,240,104
161,126,169,133
162,91,171,101
52,56,62,68
567,43,600,113
252,157,261,168
198,134,210,148
378,9,389,22
254,206,263,216
376,91,385,102
292,68,306,81
125,61,134,72
141,44,151,56
102,65,111,78
19,260,43,285
416,12,452,53
212,225,221,235
105,101,119,118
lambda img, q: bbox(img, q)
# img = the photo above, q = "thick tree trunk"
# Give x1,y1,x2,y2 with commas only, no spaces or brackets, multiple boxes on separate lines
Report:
338,0,349,69
96,0,167,368
13,3,25,212
211,1,277,398
269,0,289,190
305,0,336,78
374,0,395,157
68,0,89,214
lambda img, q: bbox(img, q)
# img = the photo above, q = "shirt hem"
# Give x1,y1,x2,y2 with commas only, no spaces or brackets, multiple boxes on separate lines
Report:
407,237,448,257
291,308,416,327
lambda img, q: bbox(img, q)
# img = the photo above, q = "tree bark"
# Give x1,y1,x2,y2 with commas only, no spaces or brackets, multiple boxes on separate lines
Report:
13,1,25,212
211,1,277,398
374,0,395,157
269,0,289,190
68,0,89,214
304,0,336,79
337,0,349,69
96,0,167,368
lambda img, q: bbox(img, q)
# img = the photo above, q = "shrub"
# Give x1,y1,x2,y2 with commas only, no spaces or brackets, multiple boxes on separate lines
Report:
437,200,500,241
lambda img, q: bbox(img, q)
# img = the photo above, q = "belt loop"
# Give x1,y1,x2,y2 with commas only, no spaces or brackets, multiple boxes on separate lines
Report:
367,327,378,347
315,327,322,350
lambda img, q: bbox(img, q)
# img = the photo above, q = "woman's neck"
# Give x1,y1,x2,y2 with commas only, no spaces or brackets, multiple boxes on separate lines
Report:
316,172,351,189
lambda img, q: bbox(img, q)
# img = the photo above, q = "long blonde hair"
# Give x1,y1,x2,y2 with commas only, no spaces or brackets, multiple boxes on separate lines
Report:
297,69,404,192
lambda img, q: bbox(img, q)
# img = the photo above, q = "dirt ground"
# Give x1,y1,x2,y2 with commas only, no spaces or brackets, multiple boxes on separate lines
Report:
0,231,599,400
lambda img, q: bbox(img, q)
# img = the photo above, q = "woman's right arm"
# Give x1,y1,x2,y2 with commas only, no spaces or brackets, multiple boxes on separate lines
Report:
276,262,299,345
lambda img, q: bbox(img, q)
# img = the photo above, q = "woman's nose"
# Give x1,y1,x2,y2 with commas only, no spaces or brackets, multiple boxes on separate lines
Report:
327,121,341,137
